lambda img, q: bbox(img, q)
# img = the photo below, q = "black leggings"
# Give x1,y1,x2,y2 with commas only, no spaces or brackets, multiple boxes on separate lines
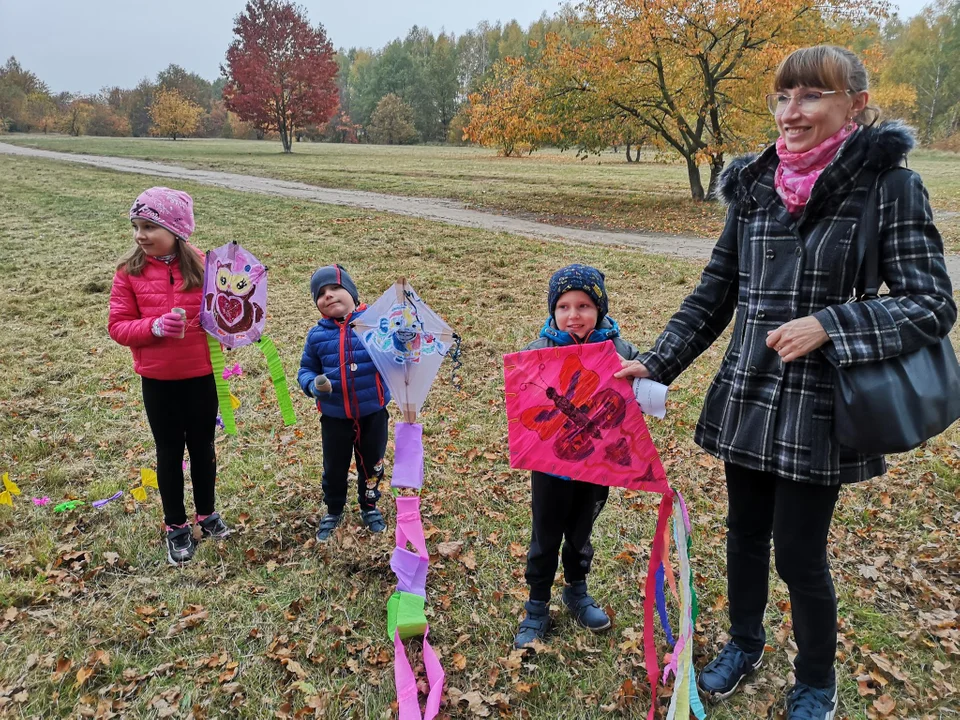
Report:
724,463,841,689
141,374,218,527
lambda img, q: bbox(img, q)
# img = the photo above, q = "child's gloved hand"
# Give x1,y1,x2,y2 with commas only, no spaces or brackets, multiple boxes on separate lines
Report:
151,312,185,338
312,375,333,395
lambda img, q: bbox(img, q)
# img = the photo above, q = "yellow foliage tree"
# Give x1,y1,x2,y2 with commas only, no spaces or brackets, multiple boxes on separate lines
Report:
149,88,203,140
472,0,886,198
463,57,561,157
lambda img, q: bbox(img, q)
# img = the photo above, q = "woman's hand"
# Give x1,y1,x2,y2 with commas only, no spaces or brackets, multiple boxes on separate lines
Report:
614,356,650,379
766,316,829,362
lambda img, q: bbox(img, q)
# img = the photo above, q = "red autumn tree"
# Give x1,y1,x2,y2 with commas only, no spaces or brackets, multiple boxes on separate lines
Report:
222,0,339,152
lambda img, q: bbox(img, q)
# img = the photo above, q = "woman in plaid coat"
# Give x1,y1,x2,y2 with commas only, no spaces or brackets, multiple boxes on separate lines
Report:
618,46,955,720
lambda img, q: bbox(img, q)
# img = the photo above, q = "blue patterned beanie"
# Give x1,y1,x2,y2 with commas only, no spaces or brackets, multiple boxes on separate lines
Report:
547,264,608,321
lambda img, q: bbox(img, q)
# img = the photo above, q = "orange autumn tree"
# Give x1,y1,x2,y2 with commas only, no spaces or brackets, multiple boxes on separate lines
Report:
463,56,561,157
483,0,886,198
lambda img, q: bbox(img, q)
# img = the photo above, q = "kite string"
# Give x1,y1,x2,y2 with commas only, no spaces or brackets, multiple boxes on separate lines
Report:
447,333,462,389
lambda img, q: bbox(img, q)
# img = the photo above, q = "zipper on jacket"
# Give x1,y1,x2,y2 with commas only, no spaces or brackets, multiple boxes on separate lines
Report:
338,320,352,419
375,374,384,407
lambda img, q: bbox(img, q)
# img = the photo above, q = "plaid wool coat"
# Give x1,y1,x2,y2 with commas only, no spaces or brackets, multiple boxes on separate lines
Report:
638,123,957,485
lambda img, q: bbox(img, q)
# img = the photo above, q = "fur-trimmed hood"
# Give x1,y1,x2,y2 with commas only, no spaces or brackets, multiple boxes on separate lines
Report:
718,121,916,206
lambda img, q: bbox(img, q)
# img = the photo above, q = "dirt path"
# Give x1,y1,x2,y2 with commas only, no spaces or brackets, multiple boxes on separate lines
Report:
4,141,959,286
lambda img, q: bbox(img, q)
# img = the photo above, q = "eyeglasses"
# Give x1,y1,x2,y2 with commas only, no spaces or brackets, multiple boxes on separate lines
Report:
765,90,851,115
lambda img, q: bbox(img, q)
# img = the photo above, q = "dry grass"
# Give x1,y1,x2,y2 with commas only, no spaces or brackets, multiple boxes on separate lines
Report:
0,155,957,719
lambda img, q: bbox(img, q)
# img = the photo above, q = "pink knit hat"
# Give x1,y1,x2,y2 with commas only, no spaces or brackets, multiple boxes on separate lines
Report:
129,187,195,240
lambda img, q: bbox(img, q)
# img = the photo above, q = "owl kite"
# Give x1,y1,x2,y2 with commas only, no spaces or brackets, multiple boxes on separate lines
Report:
200,241,295,433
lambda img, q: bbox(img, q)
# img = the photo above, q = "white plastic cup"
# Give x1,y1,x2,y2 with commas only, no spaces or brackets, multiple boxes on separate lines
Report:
171,307,186,338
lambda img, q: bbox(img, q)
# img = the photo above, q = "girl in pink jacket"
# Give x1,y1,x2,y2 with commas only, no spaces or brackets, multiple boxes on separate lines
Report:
108,187,230,565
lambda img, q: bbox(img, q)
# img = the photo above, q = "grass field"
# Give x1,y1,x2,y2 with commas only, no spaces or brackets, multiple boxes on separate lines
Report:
0,155,957,719
3,134,959,254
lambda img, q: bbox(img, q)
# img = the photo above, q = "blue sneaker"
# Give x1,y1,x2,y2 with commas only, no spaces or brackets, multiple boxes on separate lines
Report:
786,683,837,720
697,641,763,701
561,580,612,632
514,600,551,649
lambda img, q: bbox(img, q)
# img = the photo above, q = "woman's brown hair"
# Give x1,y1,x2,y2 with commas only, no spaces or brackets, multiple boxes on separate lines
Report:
774,45,880,126
117,236,205,290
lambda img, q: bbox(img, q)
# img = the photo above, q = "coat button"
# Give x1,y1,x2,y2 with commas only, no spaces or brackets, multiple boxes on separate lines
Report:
748,366,758,376
757,310,766,320
349,363,358,371
765,249,775,260
795,246,802,257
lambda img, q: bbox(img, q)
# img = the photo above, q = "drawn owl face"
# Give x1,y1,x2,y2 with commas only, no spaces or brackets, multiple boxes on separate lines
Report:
216,263,255,297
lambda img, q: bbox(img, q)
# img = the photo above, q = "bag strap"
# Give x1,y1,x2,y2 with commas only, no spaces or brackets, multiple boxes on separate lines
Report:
853,170,880,300
853,166,911,300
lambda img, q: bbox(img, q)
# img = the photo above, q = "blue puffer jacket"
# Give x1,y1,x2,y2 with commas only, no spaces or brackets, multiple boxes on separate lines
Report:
298,305,390,419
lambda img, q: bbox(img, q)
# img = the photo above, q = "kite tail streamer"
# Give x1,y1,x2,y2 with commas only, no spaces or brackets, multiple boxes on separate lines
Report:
665,491,706,720
644,490,675,720
654,564,676,646
207,335,237,435
391,485,444,718
255,336,297,427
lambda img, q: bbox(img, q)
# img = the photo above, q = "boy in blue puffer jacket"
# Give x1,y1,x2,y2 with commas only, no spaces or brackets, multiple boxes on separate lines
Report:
298,265,391,541
514,264,643,650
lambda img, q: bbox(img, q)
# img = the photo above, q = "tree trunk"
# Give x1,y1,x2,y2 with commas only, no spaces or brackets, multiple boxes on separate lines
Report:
706,153,724,200
280,124,292,152
685,155,705,201
626,143,634,163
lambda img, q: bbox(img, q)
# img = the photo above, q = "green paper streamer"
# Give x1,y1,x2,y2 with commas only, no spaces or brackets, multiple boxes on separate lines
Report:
53,500,85,513
256,336,297,427
207,334,237,435
386,591,428,641
688,534,699,623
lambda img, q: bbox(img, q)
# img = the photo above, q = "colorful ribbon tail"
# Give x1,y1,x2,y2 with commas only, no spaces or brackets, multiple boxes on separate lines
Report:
256,335,297,427
644,491,675,720
207,335,237,435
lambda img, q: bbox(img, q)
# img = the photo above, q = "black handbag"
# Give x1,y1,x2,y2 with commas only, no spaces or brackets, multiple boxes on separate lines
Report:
831,169,960,455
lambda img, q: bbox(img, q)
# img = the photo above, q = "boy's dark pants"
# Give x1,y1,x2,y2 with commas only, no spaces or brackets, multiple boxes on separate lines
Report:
320,409,388,515
725,463,841,689
525,471,609,602
141,374,218,527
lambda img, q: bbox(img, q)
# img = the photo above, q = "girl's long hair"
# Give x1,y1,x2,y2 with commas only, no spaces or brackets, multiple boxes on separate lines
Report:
116,236,205,290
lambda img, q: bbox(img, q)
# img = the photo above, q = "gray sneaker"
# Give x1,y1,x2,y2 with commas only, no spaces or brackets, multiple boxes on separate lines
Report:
165,526,196,565
198,512,231,539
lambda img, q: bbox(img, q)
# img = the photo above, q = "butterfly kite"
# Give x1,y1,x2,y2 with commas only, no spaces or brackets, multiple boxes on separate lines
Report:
199,241,296,434
353,279,458,720
503,341,704,720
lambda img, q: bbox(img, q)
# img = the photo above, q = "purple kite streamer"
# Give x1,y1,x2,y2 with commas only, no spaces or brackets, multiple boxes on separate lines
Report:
92,491,123,508
393,423,425,489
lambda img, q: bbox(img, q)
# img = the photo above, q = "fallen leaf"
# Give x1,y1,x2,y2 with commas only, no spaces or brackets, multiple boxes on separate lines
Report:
165,608,208,638
873,694,896,716
437,541,464,559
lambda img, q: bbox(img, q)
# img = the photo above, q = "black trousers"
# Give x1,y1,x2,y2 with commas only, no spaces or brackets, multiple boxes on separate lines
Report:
319,409,388,515
141,374,218,527
525,471,610,602
725,463,841,689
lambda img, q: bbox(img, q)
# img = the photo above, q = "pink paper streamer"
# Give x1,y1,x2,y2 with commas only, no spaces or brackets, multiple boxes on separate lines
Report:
394,628,444,720
395,495,429,559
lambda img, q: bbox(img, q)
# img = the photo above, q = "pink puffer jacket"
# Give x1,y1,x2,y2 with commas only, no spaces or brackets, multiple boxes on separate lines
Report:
108,251,213,380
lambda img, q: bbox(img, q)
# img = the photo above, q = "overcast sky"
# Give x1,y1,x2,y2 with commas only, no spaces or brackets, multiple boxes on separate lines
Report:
0,0,935,95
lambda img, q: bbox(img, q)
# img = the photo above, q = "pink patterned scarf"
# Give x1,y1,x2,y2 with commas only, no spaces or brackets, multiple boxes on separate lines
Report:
774,124,856,215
